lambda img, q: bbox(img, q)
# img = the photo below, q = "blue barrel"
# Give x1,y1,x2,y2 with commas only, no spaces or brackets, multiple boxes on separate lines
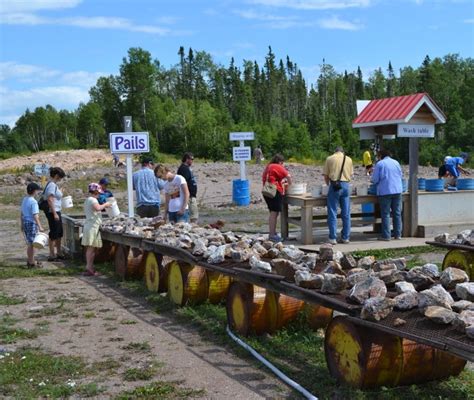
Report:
361,203,374,222
425,179,444,192
368,183,377,195
418,178,426,191
457,178,474,190
232,179,250,206
402,179,408,192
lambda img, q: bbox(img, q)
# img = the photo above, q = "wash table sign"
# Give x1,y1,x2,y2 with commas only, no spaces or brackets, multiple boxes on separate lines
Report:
109,116,150,217
397,124,435,138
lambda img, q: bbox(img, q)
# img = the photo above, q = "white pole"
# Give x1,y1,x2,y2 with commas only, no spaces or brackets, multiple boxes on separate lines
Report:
126,154,134,217
239,140,246,181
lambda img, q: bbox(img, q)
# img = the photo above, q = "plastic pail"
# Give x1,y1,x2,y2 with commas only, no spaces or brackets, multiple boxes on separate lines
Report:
425,179,444,192
61,195,74,209
33,232,49,249
356,184,368,196
457,179,474,190
287,183,307,196
418,178,426,191
233,179,250,206
106,197,120,218
361,203,374,222
311,185,322,197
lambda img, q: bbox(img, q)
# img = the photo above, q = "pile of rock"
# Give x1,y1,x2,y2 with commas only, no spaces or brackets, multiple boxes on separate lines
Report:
434,229,473,246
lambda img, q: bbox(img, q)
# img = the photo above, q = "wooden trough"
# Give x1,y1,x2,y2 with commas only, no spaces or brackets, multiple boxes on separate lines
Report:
324,316,466,389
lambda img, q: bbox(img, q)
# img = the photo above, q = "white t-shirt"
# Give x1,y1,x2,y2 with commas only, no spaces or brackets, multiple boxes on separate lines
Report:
164,175,188,213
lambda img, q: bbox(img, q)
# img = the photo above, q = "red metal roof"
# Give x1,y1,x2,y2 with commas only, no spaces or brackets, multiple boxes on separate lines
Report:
352,93,444,126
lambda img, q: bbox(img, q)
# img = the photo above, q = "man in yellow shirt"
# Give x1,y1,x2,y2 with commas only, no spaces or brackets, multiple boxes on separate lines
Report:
323,146,354,244
363,147,373,176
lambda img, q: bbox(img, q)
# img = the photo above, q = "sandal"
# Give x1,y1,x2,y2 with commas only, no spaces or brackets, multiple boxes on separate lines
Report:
26,261,43,268
82,270,100,277
56,254,67,260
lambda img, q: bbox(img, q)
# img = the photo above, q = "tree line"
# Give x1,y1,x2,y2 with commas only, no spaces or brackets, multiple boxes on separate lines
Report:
1,47,472,165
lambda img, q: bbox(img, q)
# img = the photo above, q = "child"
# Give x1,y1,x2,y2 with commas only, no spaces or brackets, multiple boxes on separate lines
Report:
98,177,114,205
81,183,111,276
21,182,44,267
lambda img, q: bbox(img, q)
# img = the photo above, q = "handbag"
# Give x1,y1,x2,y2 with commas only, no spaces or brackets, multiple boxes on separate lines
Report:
38,181,52,212
262,172,277,198
331,155,346,191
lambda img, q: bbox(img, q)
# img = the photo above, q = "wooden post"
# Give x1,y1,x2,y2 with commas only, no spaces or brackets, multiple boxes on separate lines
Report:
301,204,313,245
281,199,289,239
408,138,419,237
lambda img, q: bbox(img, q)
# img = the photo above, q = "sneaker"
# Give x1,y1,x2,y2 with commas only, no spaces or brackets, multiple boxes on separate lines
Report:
338,238,350,244
394,236,402,240
377,237,391,241
269,234,282,243
328,239,337,245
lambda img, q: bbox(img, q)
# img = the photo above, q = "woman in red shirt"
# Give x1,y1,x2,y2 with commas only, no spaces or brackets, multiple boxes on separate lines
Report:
262,154,292,242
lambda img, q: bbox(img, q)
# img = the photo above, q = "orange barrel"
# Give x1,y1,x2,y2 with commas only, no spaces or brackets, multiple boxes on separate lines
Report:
144,252,170,293
207,271,232,304
226,282,303,336
325,316,466,389
114,245,145,280
442,249,474,280
305,303,333,330
167,261,208,306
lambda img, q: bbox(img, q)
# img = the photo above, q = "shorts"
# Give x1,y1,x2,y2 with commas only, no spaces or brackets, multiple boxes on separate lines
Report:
46,211,63,240
264,191,283,212
168,210,190,223
136,205,160,218
23,220,38,244
188,197,199,221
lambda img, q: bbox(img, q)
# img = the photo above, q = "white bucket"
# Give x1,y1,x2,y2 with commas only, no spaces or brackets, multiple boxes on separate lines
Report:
287,183,307,196
61,195,74,209
356,185,368,196
33,232,49,249
106,197,120,218
311,185,322,197
322,184,329,196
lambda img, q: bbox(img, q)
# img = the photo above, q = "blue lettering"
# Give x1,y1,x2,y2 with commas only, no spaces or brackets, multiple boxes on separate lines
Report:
138,138,145,148
115,137,124,149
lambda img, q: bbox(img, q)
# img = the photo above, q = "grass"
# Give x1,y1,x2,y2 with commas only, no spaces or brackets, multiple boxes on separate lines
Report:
0,292,26,305
123,365,158,381
115,381,205,399
122,341,151,352
0,316,38,344
0,262,83,280
0,348,104,398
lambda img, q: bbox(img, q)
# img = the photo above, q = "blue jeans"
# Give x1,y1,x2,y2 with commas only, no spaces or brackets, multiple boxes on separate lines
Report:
327,181,351,241
379,194,402,239
168,210,189,223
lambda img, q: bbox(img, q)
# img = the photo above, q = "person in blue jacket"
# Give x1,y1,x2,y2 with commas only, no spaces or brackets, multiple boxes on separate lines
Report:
444,153,469,179
98,177,114,205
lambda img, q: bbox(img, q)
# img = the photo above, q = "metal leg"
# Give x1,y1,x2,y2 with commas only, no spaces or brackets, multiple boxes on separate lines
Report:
301,205,313,245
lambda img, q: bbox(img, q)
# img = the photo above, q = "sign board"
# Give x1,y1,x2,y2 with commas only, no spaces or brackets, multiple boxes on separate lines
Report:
397,124,435,138
109,132,149,154
229,132,255,141
233,146,251,161
34,163,50,177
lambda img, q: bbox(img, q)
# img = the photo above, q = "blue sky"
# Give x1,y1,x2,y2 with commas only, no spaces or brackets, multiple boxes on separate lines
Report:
0,0,473,127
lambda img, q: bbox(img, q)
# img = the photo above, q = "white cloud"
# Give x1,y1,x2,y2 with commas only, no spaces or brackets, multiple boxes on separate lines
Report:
464,18,474,24
318,15,363,30
248,0,371,10
234,9,297,21
0,0,82,13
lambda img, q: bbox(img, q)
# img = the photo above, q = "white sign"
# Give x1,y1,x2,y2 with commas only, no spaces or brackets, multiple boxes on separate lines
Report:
34,163,50,176
229,132,255,141
109,132,149,154
397,124,435,138
233,146,251,161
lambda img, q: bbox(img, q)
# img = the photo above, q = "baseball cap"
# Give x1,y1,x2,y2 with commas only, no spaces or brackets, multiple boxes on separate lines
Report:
99,177,110,185
88,182,103,193
27,182,42,194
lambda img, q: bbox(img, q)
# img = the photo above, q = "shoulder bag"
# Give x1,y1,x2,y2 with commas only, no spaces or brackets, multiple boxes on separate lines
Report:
262,172,277,198
331,155,346,191
38,181,53,212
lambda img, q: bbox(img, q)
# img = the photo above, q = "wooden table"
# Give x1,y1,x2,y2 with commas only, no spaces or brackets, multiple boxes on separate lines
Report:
281,193,411,245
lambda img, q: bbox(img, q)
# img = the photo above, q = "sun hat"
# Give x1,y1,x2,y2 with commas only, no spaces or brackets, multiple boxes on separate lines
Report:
88,182,103,193
99,177,110,185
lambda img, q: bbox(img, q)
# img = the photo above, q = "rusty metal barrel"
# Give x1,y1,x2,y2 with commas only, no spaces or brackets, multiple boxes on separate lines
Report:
207,270,231,304
324,316,466,389
305,304,333,330
114,245,145,280
442,249,474,280
226,281,303,336
167,261,208,306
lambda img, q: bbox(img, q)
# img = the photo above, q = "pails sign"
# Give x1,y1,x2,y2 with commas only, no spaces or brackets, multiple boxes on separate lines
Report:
109,132,149,154
34,163,50,176
233,146,251,161
397,124,435,138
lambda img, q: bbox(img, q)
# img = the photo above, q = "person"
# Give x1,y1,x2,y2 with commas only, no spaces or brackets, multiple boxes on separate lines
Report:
132,157,165,218
154,164,190,223
81,183,112,276
177,152,198,223
371,148,403,241
262,154,292,243
444,153,470,182
323,146,354,244
112,153,119,167
98,177,114,205
21,182,44,268
43,167,66,261
362,144,374,176
254,146,263,165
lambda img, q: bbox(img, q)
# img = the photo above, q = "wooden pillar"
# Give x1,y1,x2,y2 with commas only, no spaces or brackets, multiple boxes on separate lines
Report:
301,205,313,245
408,138,419,237
281,198,289,239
